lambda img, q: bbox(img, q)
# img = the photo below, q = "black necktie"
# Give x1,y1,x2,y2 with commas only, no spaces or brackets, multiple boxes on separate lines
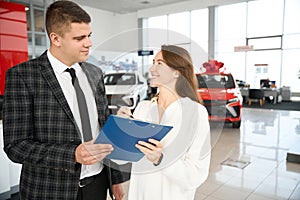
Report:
65,68,93,142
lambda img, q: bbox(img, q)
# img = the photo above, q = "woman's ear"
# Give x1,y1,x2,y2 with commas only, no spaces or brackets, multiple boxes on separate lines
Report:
174,71,180,78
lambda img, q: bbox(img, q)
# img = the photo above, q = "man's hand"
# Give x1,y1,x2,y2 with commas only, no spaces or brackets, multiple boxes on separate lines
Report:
75,139,113,165
112,183,124,200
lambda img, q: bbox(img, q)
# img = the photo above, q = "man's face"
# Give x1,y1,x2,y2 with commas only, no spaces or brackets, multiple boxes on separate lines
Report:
58,22,92,66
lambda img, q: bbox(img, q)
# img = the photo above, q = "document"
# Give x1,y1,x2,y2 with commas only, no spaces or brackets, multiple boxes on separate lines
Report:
95,115,173,162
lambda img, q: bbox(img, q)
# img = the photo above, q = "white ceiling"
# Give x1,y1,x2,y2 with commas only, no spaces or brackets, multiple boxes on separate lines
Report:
72,0,189,14
15,0,251,14
72,0,249,14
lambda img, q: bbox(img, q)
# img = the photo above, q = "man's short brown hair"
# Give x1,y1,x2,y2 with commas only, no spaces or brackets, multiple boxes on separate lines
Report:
46,0,91,37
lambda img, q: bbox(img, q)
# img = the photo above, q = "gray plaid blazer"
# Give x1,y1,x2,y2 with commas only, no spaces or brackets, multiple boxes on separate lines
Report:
3,51,127,199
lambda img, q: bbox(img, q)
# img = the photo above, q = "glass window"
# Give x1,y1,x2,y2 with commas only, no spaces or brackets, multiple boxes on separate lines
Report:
35,33,47,46
34,8,44,32
283,34,300,49
284,0,300,34
144,0,300,94
216,39,245,53
148,15,167,30
191,9,208,53
26,6,31,31
104,73,136,85
27,32,32,45
215,52,246,81
247,0,284,37
248,36,282,50
282,49,300,93
246,50,281,88
216,2,247,40
168,12,190,44
197,74,235,88
148,15,168,48
215,1,247,71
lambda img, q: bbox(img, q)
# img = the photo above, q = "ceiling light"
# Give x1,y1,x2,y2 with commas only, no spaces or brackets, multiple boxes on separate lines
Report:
141,1,150,4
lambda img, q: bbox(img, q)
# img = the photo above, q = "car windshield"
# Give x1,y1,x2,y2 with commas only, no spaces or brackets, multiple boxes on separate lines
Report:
104,73,136,85
197,74,235,89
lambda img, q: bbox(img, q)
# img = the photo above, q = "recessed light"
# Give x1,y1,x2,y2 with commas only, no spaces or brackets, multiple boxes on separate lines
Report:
141,1,150,4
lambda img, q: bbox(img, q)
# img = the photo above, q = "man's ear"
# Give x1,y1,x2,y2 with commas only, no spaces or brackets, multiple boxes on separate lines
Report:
49,32,61,47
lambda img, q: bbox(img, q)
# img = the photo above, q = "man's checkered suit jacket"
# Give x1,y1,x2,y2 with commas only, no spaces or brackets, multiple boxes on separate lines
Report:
3,51,127,199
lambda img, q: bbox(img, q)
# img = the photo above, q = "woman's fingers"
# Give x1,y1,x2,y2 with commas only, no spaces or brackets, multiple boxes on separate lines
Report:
117,106,132,118
135,139,163,164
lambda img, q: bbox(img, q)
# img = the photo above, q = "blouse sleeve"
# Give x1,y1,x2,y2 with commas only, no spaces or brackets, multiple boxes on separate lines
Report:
161,105,211,190
132,100,151,119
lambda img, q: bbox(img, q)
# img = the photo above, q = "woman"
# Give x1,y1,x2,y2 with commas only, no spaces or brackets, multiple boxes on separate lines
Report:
118,45,211,200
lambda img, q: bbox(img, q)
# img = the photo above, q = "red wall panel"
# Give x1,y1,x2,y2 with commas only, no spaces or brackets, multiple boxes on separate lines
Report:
0,1,28,96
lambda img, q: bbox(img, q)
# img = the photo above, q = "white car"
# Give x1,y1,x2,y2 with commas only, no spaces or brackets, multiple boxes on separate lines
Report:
104,72,148,113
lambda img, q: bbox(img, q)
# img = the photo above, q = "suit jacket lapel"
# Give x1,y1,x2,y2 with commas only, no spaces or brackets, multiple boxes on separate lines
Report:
39,51,76,125
80,62,100,110
80,63,97,94
80,63,107,127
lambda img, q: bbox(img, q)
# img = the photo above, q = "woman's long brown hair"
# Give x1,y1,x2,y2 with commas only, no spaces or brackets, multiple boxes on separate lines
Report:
161,45,201,103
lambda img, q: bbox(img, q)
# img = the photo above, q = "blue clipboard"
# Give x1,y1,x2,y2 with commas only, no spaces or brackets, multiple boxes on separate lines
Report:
94,115,173,162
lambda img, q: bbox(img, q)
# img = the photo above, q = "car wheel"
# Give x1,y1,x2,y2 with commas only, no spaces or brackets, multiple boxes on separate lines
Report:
232,120,241,128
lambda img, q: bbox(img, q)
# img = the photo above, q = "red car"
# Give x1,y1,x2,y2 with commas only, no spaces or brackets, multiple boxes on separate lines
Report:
196,60,243,128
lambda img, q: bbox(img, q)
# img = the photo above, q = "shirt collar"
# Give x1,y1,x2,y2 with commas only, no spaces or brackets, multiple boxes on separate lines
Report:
47,50,81,74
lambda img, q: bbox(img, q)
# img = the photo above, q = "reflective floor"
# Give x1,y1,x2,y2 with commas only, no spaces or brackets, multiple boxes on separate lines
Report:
120,108,300,200
1,107,300,200
195,108,300,200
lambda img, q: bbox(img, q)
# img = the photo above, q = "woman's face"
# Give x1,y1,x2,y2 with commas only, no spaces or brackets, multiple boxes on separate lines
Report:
149,51,178,89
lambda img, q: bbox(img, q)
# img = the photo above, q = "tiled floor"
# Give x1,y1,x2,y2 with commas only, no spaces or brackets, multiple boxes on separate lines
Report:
2,108,300,200
119,108,300,200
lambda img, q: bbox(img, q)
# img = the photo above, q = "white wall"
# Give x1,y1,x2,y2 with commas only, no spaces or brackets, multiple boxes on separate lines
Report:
83,6,139,53
0,121,21,197
0,123,11,194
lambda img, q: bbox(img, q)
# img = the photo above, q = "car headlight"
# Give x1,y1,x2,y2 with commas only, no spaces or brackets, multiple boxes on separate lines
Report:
227,97,239,104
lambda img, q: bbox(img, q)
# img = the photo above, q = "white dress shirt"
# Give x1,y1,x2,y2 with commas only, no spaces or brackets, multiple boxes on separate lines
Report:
47,50,103,179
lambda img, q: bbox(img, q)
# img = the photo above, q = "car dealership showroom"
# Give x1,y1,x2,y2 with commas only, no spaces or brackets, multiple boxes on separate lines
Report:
1,0,300,199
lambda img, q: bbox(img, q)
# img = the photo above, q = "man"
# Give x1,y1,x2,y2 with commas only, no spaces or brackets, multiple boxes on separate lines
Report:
3,1,127,199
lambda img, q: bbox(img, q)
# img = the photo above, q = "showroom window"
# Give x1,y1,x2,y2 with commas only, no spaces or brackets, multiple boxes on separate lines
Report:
11,0,50,59
148,15,168,50
191,9,208,62
215,0,300,93
247,0,284,37
215,2,247,81
145,8,208,70
168,11,190,45
282,0,300,94
144,0,300,94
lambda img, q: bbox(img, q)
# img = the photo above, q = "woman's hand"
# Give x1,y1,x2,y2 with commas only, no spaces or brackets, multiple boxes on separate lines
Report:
117,106,133,118
135,138,163,165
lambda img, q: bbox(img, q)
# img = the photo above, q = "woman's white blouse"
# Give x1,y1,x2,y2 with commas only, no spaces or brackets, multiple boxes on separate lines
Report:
128,97,211,200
